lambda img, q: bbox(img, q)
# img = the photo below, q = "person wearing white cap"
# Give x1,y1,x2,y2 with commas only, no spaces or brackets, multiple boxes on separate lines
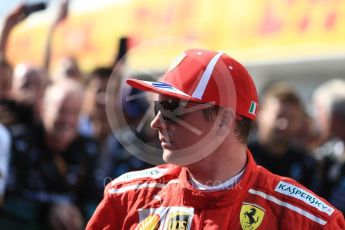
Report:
87,49,344,229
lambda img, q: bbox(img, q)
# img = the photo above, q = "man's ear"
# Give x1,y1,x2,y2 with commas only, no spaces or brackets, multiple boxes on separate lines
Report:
216,107,235,136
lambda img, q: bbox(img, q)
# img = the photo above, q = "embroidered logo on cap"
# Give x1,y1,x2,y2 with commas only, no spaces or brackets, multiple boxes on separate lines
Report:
152,82,173,89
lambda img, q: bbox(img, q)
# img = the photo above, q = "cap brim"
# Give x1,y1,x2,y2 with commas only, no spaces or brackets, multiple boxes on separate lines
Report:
126,79,202,102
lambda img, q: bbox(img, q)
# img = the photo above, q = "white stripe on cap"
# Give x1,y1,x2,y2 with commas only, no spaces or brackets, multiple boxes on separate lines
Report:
192,52,224,99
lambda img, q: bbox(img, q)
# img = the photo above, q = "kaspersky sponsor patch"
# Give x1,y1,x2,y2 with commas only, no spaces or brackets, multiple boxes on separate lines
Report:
137,206,194,230
111,167,169,185
274,181,334,216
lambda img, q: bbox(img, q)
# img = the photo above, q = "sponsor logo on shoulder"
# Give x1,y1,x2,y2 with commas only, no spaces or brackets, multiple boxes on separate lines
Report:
275,181,334,216
112,167,169,185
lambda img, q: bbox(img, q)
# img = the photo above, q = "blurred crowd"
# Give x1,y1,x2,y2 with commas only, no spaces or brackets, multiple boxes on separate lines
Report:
248,81,345,215
0,2,155,229
0,1,345,229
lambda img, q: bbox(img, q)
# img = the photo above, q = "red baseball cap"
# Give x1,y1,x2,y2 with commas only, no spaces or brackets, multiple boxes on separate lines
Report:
127,49,258,120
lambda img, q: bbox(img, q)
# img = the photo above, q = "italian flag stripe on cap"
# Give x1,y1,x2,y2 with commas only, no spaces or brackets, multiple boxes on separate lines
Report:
249,101,257,115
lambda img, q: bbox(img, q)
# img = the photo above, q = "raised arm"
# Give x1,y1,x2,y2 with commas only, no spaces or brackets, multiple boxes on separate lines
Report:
0,5,27,61
43,0,69,71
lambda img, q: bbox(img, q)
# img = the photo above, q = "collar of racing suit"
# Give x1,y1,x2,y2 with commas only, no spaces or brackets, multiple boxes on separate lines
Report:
176,149,258,210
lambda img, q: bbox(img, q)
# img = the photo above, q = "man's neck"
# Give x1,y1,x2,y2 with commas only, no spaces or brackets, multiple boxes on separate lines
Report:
185,143,247,186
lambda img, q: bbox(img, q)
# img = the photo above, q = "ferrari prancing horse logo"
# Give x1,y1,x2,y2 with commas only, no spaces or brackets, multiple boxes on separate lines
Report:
240,203,265,230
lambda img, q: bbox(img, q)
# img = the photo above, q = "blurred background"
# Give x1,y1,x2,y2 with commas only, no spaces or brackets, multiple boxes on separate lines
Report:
2,0,345,101
0,0,345,229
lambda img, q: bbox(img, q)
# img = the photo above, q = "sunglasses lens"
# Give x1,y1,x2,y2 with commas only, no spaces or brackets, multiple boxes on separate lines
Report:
154,101,181,122
154,102,159,116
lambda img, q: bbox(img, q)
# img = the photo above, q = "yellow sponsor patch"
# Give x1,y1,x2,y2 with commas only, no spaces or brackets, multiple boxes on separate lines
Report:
137,214,160,230
240,203,265,230
137,207,194,230
166,211,191,230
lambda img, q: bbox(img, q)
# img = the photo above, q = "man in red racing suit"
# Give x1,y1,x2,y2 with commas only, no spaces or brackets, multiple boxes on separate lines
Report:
87,150,344,229
87,49,345,229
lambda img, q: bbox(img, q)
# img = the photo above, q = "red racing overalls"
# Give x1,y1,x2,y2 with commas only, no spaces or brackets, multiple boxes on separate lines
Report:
87,150,345,229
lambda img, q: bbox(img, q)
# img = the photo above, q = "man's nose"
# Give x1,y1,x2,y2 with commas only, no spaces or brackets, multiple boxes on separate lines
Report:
150,111,162,130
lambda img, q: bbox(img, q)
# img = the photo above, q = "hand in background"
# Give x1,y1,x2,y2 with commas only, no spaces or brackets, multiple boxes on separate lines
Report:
48,203,85,230
53,0,69,27
4,4,28,30
44,0,69,70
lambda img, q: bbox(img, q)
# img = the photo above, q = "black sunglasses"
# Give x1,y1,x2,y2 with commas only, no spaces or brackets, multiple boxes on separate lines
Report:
154,100,215,123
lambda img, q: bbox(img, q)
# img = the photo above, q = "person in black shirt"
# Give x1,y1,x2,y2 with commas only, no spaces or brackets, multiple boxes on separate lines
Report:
0,79,99,229
79,68,154,197
312,79,345,214
248,83,317,189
